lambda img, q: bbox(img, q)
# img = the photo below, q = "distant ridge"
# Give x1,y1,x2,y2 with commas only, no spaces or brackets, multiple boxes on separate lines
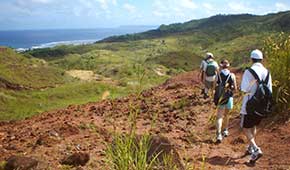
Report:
100,11,290,42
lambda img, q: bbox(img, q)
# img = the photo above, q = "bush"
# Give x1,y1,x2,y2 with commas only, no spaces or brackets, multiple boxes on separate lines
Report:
263,33,290,112
105,133,159,170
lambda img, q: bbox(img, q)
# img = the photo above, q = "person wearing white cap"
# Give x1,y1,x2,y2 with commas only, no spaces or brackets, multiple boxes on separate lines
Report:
214,59,237,143
240,49,272,164
200,52,219,99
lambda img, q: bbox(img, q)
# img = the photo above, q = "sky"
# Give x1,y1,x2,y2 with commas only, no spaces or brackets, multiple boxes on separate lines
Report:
0,0,290,30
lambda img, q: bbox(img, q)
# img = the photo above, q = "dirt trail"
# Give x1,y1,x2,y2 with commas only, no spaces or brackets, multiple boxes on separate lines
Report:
0,71,289,169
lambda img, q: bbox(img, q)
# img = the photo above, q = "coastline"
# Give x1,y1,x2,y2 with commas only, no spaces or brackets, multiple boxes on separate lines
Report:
15,39,100,52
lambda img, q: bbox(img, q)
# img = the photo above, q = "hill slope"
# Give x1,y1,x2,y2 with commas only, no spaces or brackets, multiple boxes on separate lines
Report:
101,11,290,42
0,47,68,89
0,47,137,120
27,11,290,72
0,71,289,169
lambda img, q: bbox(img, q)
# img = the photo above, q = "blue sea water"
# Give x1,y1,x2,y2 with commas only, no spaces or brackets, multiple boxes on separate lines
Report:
0,26,156,50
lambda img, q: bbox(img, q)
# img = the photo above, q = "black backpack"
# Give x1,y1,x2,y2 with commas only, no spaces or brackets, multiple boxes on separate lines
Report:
246,68,273,117
214,72,233,106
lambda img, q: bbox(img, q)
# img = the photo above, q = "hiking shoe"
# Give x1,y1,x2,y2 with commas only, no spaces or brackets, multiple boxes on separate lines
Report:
249,148,263,164
201,89,205,95
216,133,223,143
222,129,229,137
245,145,255,155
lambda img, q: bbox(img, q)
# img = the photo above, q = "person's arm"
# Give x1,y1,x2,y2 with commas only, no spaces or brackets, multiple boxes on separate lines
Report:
214,62,220,82
268,73,273,93
199,61,204,81
240,70,251,93
231,73,238,91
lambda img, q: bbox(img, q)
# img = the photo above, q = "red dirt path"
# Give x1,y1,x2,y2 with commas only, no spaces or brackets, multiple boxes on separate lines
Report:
0,71,289,169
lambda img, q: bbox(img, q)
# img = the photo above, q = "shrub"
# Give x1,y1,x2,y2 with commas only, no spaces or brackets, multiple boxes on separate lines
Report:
105,133,159,170
263,33,290,112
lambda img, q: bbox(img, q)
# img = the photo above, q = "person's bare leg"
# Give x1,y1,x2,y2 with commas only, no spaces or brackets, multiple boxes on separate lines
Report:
245,128,258,149
223,109,230,130
216,109,223,134
252,126,257,136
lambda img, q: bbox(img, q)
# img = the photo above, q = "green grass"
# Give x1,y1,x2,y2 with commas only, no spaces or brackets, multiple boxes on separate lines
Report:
0,82,129,120
0,47,69,89
0,44,170,120
105,133,159,170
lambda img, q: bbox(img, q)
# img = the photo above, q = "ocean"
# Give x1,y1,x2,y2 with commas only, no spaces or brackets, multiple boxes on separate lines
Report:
0,26,156,50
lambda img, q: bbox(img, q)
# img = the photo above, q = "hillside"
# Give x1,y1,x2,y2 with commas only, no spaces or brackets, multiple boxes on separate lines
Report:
100,11,290,42
3,11,289,121
27,11,290,72
0,47,142,120
0,71,289,170
0,47,68,89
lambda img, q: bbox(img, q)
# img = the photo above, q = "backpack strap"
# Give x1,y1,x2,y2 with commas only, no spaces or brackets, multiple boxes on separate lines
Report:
264,71,270,84
218,72,231,85
247,68,261,83
248,68,270,84
225,73,231,83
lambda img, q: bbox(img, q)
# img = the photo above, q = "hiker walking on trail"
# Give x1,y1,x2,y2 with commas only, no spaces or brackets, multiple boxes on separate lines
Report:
214,59,237,143
199,53,210,90
240,49,272,164
200,52,219,99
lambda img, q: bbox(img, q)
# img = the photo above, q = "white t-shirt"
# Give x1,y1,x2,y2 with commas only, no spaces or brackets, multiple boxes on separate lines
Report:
203,59,219,82
240,63,272,115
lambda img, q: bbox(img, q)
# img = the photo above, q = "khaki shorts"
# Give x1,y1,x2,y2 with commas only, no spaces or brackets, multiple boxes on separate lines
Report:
205,80,215,89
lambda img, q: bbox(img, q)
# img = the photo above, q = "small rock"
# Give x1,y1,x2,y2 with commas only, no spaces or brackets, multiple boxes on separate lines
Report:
60,152,90,166
5,156,39,170
231,136,247,144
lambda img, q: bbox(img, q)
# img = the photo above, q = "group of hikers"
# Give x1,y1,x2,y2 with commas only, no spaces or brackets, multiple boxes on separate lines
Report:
199,49,272,164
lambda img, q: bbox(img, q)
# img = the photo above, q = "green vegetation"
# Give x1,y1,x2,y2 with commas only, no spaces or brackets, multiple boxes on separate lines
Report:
0,45,168,120
0,82,129,120
1,11,290,120
263,33,290,112
105,133,158,170
0,48,68,88
0,161,6,170
101,11,290,42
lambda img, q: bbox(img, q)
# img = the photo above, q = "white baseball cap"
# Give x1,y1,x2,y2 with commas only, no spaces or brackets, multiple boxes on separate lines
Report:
205,52,214,59
250,49,263,59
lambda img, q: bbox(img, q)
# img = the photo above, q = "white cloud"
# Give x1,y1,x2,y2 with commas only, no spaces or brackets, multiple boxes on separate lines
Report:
152,0,198,20
96,0,117,10
203,3,214,11
180,0,197,10
228,2,253,13
275,2,289,11
16,0,54,6
30,0,53,4
123,3,137,13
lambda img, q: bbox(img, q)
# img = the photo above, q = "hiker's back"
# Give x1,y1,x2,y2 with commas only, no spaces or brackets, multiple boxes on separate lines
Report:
204,59,219,81
241,63,272,96
214,69,236,105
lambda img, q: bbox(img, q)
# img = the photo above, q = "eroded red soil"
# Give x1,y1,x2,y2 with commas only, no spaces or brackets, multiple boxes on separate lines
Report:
0,71,289,169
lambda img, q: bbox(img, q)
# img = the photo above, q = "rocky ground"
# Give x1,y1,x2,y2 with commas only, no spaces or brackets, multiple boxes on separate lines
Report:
0,71,289,170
